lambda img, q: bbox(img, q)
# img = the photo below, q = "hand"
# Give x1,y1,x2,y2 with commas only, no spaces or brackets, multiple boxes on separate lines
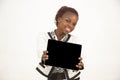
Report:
42,50,49,62
76,57,84,70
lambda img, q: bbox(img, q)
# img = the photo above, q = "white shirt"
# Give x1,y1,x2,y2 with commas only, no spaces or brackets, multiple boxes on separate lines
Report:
36,31,82,80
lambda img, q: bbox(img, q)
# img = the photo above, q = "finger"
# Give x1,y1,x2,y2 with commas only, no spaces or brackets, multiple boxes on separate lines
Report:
78,57,83,63
76,64,82,69
76,63,82,67
76,64,84,69
42,51,48,61
78,62,83,66
43,50,48,55
78,57,83,60
43,55,48,58
77,57,84,70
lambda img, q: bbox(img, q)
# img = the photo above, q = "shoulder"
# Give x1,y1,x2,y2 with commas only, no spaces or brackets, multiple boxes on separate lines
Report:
37,32,50,40
69,34,81,45
38,32,48,38
36,32,51,46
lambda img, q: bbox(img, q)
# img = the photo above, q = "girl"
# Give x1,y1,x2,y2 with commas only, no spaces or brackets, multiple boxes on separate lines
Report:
36,6,84,80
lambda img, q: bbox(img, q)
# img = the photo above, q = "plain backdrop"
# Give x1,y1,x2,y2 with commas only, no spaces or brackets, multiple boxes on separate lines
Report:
0,0,120,80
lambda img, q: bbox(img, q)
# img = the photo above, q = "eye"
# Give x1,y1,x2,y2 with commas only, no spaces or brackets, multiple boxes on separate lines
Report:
65,18,70,22
64,18,77,26
73,23,76,26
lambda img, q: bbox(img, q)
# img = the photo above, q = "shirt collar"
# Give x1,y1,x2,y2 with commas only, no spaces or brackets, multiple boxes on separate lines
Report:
50,30,69,42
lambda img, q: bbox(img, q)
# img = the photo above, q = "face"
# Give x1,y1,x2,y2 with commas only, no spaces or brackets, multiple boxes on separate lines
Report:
57,12,78,35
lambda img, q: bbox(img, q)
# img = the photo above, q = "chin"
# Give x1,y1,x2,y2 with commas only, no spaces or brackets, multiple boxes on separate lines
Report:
64,32,70,35
63,30,71,35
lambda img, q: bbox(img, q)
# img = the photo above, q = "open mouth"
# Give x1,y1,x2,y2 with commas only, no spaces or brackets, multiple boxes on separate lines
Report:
65,27,71,32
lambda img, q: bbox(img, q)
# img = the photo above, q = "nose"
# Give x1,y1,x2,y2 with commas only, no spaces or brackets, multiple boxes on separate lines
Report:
68,23,74,29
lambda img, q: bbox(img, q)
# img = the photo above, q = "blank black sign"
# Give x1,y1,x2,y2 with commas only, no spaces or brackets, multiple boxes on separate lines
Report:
45,39,82,70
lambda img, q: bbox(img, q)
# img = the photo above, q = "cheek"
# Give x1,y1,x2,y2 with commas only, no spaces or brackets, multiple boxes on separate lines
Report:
70,28,74,32
71,26,75,31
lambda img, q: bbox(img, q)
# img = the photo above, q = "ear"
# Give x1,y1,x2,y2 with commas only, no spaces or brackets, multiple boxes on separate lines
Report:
57,17,62,23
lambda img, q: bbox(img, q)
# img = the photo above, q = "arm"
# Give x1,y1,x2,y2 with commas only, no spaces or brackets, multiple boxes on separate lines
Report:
36,33,52,77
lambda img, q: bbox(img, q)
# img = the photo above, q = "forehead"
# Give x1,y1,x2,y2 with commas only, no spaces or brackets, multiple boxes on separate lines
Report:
62,12,78,19
62,12,78,21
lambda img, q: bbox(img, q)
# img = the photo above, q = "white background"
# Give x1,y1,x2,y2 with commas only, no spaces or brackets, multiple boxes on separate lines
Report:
0,0,120,80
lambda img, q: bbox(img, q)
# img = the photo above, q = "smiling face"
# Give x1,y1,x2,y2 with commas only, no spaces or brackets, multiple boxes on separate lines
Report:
56,12,78,35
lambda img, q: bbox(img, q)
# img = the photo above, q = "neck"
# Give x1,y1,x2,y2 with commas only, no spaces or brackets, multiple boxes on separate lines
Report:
55,29,66,40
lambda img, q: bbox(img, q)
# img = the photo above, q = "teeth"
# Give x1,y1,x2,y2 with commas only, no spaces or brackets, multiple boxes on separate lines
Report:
66,27,70,32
